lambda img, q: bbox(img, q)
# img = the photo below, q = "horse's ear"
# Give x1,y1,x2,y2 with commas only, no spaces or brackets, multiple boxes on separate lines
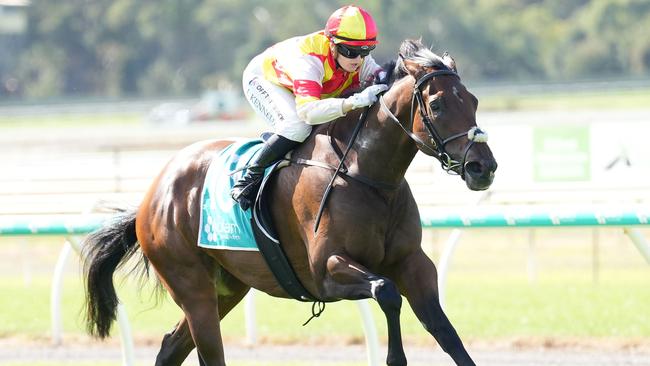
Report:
402,59,425,79
442,52,457,73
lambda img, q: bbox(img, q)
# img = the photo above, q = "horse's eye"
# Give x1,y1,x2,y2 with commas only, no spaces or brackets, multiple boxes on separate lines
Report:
429,100,440,112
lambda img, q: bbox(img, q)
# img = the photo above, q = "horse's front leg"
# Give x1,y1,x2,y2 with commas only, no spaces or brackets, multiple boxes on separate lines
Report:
319,254,407,366
393,249,475,366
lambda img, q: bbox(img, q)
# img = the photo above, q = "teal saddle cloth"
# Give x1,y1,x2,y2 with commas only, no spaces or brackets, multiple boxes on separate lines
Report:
198,139,275,251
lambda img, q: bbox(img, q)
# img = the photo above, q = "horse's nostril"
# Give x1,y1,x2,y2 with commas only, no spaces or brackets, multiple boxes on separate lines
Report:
465,161,483,176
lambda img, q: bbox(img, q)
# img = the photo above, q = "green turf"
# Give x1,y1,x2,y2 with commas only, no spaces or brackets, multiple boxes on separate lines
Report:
1,269,648,343
447,271,650,338
2,228,650,343
1,231,649,366
2,271,646,366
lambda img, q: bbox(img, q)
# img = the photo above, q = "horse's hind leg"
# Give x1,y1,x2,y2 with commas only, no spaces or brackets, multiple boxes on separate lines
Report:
143,241,227,366
155,266,251,366
163,270,225,364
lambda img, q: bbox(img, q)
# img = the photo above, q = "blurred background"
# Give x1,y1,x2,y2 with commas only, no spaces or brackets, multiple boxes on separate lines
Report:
0,0,649,365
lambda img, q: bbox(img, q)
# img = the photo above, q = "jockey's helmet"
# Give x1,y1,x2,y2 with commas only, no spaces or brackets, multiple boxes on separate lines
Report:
325,5,378,48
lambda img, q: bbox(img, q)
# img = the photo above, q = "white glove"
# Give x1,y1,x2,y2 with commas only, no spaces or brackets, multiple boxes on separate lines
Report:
346,84,389,109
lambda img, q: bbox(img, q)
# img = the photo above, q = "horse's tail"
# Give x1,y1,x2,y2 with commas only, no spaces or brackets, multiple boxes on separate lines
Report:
82,210,140,338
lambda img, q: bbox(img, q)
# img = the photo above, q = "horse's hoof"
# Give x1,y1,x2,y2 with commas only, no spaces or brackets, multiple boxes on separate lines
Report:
387,360,407,366
386,353,407,366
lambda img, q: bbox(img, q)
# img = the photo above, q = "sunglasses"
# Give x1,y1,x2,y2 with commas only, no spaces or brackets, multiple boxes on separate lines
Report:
336,44,375,59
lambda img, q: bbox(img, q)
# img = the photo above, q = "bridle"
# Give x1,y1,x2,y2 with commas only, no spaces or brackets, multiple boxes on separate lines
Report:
379,69,488,176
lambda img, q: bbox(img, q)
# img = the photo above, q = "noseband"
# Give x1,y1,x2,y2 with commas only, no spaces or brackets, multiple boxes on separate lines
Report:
379,69,488,176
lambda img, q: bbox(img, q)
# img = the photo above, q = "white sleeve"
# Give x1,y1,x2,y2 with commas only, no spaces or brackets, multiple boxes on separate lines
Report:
360,55,383,85
296,98,346,125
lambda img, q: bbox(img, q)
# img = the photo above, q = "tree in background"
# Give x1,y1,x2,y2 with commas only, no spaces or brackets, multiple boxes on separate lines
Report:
1,0,649,100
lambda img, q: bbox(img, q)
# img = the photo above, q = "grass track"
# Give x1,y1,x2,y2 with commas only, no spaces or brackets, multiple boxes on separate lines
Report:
1,270,648,343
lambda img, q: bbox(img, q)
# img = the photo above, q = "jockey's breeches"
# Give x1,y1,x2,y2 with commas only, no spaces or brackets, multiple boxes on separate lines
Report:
242,55,312,142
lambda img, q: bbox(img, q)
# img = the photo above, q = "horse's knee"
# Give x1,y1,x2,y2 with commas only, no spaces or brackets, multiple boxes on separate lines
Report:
371,278,402,313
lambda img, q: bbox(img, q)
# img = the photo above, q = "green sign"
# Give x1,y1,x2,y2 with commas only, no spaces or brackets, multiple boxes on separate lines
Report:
533,125,590,182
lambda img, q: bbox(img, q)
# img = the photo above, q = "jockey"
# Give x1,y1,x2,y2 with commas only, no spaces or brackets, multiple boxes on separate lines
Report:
231,5,388,210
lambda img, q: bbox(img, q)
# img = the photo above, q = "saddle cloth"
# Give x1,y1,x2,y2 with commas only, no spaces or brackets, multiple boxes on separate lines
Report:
198,139,270,251
197,137,318,301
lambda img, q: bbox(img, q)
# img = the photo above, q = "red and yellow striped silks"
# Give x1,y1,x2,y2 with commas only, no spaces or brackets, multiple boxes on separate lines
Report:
261,31,360,107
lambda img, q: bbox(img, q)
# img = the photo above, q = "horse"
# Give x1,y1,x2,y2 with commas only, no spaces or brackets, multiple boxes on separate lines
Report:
82,39,497,366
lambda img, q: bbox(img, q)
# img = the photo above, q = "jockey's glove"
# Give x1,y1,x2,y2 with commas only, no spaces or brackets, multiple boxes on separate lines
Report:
346,84,389,109
299,84,389,125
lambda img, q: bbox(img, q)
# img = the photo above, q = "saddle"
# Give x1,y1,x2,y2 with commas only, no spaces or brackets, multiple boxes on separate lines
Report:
250,134,319,302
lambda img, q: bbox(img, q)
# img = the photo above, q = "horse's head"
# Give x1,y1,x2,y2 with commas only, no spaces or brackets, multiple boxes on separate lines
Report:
384,39,497,190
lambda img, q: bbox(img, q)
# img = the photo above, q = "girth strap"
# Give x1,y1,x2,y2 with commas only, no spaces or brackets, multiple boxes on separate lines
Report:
251,161,319,302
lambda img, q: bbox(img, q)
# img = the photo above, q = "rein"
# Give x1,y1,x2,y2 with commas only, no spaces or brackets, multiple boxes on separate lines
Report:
311,106,371,233
379,69,488,176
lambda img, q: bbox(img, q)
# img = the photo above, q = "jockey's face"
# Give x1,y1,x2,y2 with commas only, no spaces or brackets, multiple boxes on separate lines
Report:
331,43,364,73
337,53,363,73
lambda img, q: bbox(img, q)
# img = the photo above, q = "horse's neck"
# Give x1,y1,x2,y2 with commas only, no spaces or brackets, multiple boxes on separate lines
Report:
345,79,418,188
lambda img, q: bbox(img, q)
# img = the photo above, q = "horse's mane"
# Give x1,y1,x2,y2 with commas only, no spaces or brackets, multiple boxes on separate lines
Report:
381,39,451,86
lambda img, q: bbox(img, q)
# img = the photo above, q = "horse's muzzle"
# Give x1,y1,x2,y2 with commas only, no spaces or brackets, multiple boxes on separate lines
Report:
463,159,497,190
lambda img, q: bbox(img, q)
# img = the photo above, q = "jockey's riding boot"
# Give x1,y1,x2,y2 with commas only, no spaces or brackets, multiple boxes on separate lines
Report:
231,134,300,210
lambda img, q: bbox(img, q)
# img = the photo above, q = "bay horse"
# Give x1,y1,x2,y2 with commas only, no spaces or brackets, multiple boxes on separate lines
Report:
83,39,497,366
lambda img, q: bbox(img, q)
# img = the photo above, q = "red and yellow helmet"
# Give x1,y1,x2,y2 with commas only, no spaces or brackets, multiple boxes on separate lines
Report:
325,5,378,47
